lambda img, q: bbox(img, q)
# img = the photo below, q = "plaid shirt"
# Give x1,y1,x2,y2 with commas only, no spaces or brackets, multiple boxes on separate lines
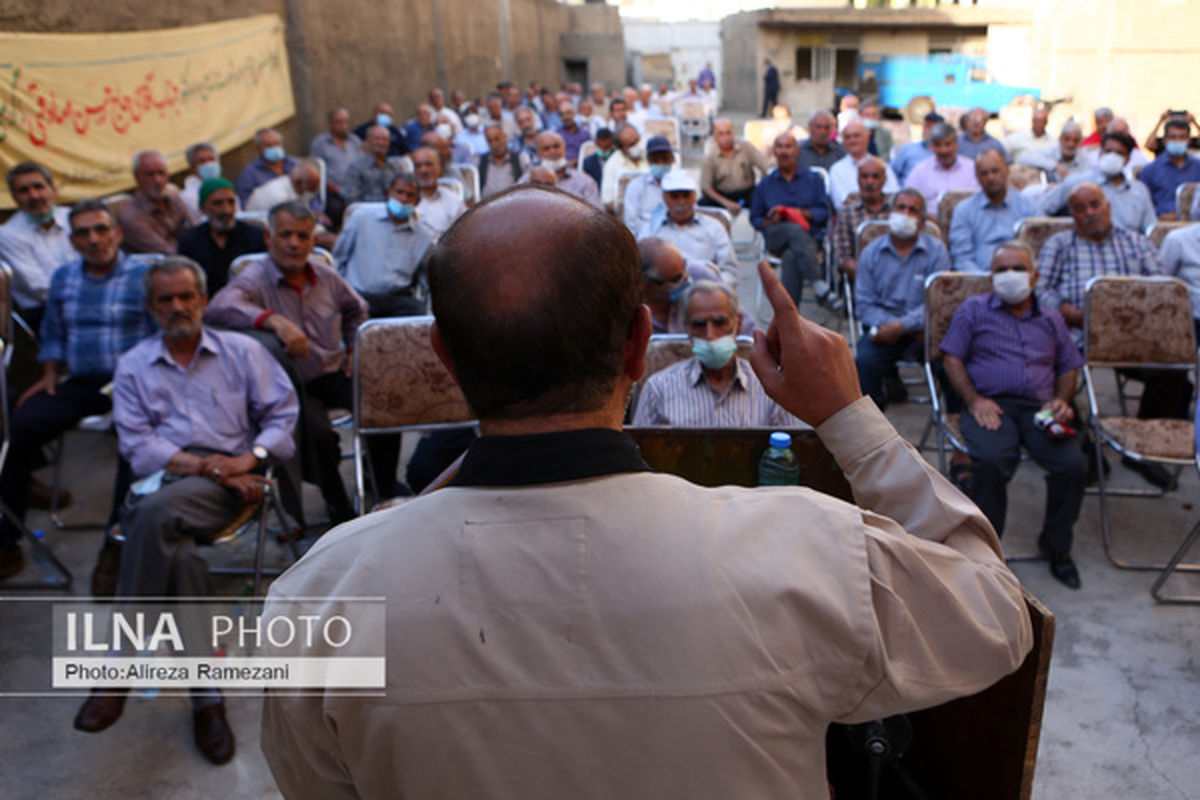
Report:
1035,226,1163,313
833,194,892,270
39,252,156,379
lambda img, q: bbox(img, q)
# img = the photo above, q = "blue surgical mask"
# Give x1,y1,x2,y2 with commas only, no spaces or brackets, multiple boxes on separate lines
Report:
376,113,393,129
1165,140,1188,157
597,148,614,160
668,277,692,303
691,335,738,370
24,209,55,225
263,146,286,163
387,197,414,220
649,163,671,180
197,162,221,180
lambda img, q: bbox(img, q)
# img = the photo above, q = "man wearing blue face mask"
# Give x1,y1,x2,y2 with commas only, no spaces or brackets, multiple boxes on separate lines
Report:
621,135,675,233
353,102,410,158
333,173,434,318
633,280,798,427
1138,114,1200,220
941,242,1086,589
234,128,297,205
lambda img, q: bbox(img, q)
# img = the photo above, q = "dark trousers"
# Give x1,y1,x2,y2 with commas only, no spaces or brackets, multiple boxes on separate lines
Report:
762,89,778,117
0,376,129,545
763,222,820,305
855,335,922,410
1121,368,1191,420
361,289,427,319
961,395,1087,555
699,186,754,209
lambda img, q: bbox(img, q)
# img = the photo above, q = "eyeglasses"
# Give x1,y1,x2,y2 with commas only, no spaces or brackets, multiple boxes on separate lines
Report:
70,224,113,236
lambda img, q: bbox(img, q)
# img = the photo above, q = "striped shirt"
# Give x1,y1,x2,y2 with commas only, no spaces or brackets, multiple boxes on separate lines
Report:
1035,226,1163,315
833,195,892,269
39,253,156,378
632,357,802,428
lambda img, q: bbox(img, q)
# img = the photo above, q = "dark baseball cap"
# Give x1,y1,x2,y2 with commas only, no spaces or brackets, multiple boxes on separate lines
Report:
646,135,673,154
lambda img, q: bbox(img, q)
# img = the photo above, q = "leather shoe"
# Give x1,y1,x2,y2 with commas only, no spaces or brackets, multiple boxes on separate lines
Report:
74,689,128,732
1121,457,1178,491
90,538,123,598
27,477,71,511
194,703,236,765
0,545,25,581
1038,539,1081,589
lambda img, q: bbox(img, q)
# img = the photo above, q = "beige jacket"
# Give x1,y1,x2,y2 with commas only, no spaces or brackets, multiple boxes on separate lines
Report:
262,397,1032,799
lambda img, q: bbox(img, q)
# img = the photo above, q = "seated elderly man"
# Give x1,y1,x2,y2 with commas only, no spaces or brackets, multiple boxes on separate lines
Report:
420,131,474,205
509,108,541,162
890,111,943,184
333,173,434,318
412,147,467,239
638,171,737,283
73,256,298,762
941,242,1086,589
949,150,1036,273
353,102,410,158
833,156,892,280
235,128,297,205
1138,115,1200,220
309,107,363,198
854,188,949,409
904,123,980,214
633,280,797,427
0,200,155,580
0,162,74,335
1017,121,1090,183
860,99,893,162
342,125,410,204
582,127,614,188
179,143,222,224
1005,106,1052,163
601,124,648,213
1039,131,1156,233
205,201,377,521
622,136,675,233
638,237,724,335
828,120,899,209
1161,222,1200,338
116,149,191,254
699,117,770,215
1038,182,1187,488
555,101,592,163
957,107,1007,161
751,133,835,307
454,108,489,159
1080,106,1114,148
177,178,266,294
525,166,558,187
796,110,846,171
246,159,322,213
517,131,601,208
403,104,436,153
479,124,529,200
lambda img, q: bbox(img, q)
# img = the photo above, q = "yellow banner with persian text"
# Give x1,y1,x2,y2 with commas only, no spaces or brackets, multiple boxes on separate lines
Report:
0,15,295,209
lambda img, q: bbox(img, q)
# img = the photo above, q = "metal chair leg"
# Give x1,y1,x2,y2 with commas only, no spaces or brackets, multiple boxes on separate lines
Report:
1150,518,1200,603
0,498,73,591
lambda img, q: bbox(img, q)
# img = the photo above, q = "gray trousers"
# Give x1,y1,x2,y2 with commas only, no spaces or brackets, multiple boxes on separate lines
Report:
763,221,820,304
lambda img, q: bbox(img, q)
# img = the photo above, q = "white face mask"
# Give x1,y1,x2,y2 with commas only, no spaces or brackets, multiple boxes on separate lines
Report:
887,211,919,239
625,143,644,160
541,158,567,172
992,269,1032,305
464,113,480,129
436,123,454,139
1097,151,1125,177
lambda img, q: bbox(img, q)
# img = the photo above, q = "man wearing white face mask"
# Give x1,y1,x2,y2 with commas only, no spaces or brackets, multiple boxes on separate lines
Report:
853,188,949,408
601,125,648,213
1039,131,1156,232
941,242,1086,589
632,280,799,427
517,131,601,208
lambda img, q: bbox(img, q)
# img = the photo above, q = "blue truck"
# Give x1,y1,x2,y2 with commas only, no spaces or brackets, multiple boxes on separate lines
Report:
856,54,1040,112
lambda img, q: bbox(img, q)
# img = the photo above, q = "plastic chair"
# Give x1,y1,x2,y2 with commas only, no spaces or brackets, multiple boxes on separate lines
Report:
1083,275,1200,572
351,316,476,514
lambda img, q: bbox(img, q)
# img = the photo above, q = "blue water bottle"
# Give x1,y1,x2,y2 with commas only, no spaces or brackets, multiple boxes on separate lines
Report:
758,431,800,486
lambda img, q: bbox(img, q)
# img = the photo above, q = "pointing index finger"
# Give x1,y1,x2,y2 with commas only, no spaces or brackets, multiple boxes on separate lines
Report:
756,260,802,335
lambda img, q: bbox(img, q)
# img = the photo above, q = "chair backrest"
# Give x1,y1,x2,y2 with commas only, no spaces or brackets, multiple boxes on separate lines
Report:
695,206,732,234
808,165,832,202
922,271,996,363
936,190,975,242
1007,164,1045,191
855,219,941,256
457,163,481,203
230,252,268,278
1147,220,1197,250
1176,181,1200,221
645,118,681,152
0,338,8,462
577,140,598,171
615,170,644,218
1015,216,1075,262
236,211,269,229
1083,276,1195,365
681,102,708,122
438,176,464,198
353,316,473,431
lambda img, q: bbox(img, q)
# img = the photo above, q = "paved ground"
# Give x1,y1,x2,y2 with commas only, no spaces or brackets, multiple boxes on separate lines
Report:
1,137,1198,798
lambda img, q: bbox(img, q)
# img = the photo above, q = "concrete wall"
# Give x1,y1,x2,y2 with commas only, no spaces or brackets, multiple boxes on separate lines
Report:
623,20,721,91
1,0,622,180
719,12,762,117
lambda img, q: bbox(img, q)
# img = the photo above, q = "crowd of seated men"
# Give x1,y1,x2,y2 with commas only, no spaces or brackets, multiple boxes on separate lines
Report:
3,73,1200,758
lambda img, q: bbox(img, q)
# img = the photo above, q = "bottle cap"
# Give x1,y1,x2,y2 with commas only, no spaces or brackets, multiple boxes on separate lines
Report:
769,431,791,449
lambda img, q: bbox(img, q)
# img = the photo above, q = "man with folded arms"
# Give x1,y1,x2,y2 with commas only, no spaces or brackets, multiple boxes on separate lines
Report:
73,256,298,763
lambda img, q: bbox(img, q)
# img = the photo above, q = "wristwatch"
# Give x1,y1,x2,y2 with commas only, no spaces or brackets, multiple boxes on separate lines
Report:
252,445,269,466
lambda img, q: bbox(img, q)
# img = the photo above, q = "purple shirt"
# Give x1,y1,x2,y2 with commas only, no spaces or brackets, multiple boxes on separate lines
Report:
939,293,1082,403
556,124,593,161
113,327,299,477
205,255,368,383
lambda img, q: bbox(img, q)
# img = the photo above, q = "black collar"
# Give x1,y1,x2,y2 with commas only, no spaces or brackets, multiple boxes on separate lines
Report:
449,428,651,487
